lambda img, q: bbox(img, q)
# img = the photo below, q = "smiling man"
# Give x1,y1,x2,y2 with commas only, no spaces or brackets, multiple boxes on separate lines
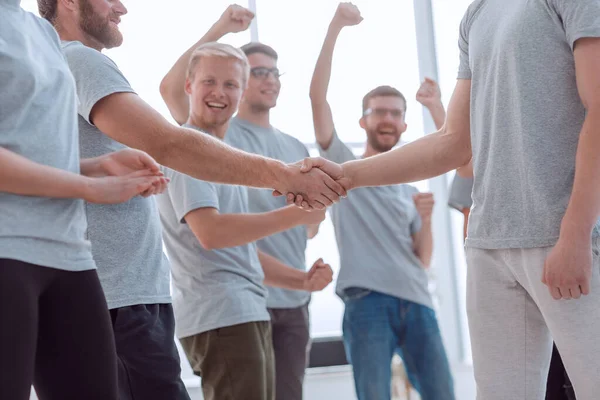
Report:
159,6,326,400
37,0,345,399
307,3,454,400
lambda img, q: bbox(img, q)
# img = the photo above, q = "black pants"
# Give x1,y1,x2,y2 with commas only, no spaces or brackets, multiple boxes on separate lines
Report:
110,304,190,400
546,343,576,400
0,258,118,400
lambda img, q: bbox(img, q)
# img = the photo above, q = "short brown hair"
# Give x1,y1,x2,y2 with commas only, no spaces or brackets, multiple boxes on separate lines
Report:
186,42,250,85
240,42,278,60
362,86,407,114
37,0,58,23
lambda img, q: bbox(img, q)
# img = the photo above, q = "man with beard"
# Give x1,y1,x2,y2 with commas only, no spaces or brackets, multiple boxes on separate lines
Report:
291,0,600,397
157,42,333,400
308,3,454,399
37,1,346,399
159,6,323,399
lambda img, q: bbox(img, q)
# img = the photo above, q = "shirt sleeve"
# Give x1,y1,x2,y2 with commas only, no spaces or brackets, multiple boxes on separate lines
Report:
62,42,135,125
549,0,600,50
164,168,220,224
457,7,473,80
318,130,357,164
448,174,474,211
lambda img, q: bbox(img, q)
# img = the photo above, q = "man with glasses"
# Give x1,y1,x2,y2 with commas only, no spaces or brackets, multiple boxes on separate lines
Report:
307,3,455,399
160,6,325,400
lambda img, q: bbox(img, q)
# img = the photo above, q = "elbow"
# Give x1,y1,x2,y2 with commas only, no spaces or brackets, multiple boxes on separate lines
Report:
197,235,220,251
159,77,172,103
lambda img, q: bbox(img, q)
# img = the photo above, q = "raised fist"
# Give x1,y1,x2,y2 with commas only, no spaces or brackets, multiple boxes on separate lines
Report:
333,2,363,27
413,192,435,222
216,4,254,34
416,78,442,109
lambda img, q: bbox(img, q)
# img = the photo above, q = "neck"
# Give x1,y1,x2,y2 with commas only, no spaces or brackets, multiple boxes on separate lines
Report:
237,103,271,128
187,115,229,140
362,143,382,159
55,20,104,51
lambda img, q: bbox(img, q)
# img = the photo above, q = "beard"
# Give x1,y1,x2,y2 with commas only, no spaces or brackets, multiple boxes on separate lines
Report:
79,0,123,49
366,124,401,153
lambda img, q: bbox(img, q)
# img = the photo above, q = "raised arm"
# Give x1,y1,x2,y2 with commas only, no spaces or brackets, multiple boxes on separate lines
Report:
159,4,254,124
416,78,446,130
184,205,325,251
543,37,600,299
310,2,363,150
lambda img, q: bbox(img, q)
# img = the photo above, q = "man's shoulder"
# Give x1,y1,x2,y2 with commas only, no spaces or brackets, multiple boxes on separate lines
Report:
61,41,119,71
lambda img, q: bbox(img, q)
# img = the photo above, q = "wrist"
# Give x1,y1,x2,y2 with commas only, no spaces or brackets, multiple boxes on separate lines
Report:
209,22,229,40
341,161,357,190
560,216,593,241
76,175,95,201
328,21,344,34
271,160,294,192
80,156,105,177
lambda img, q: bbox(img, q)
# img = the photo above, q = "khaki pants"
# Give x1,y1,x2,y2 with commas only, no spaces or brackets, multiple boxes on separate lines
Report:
466,237,600,400
180,321,274,400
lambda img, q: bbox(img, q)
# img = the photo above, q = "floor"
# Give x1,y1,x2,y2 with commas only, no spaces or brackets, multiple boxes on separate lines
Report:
30,362,476,400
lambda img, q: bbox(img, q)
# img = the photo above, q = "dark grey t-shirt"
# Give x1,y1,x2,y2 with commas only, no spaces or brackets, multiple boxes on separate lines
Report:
319,133,433,309
0,4,94,271
226,117,311,309
62,41,170,308
459,0,600,249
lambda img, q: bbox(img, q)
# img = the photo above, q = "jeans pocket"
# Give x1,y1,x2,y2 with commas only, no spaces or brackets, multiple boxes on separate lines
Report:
342,287,372,302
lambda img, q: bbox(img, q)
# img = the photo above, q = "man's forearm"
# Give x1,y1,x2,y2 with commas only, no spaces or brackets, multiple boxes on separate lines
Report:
344,128,470,188
259,250,306,290
0,147,89,199
414,222,434,267
427,102,447,131
157,124,288,189
201,206,309,250
560,109,600,238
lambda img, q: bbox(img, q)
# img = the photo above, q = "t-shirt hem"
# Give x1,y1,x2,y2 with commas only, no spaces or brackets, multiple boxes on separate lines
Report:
107,295,172,310
176,313,270,339
82,87,136,124
465,236,560,249
266,298,310,309
457,71,472,80
335,281,434,310
0,249,95,272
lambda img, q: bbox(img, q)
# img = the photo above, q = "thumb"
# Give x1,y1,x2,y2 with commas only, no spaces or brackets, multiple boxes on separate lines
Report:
300,157,315,172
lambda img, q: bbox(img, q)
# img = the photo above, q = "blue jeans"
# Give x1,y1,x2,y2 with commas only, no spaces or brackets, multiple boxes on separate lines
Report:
342,288,455,400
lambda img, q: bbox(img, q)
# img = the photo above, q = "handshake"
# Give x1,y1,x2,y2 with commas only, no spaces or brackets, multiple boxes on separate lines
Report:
273,157,351,210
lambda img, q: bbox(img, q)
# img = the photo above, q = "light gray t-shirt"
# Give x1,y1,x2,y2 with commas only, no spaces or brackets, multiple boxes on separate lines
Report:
157,126,269,338
459,0,600,249
448,175,473,211
319,133,433,309
226,117,311,309
0,4,94,272
62,41,170,309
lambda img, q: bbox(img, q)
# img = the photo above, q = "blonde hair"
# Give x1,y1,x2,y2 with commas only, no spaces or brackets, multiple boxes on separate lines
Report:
186,42,250,86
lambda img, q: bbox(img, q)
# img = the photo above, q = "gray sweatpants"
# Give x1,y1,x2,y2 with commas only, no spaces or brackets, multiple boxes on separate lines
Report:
465,238,600,400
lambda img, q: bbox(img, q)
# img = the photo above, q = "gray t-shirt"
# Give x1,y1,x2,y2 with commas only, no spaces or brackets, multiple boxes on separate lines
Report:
459,0,600,249
448,175,473,211
226,117,311,309
319,133,433,309
157,126,269,338
62,41,170,309
0,4,94,272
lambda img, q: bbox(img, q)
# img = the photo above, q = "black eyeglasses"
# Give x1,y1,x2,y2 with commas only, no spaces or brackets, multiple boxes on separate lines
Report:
364,108,404,119
250,67,283,80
